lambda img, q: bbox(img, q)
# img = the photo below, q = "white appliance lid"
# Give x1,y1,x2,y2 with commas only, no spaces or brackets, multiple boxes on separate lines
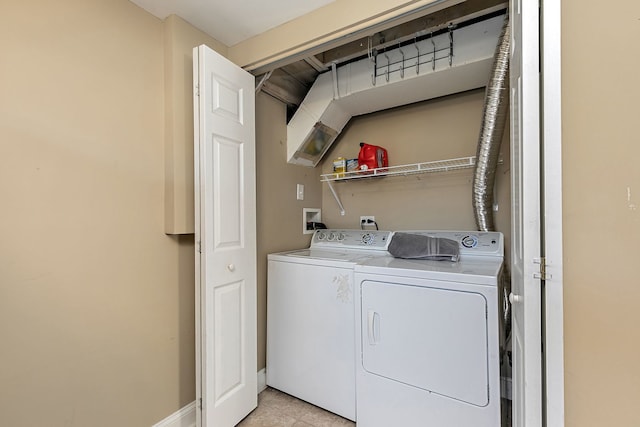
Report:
268,248,388,266
278,248,377,261
356,255,503,277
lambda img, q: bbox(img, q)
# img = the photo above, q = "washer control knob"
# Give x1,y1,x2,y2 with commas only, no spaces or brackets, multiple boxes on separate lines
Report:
327,232,336,241
337,233,345,241
317,232,326,240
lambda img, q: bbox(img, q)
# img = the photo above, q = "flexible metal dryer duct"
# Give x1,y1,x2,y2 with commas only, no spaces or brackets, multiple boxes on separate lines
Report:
472,16,512,374
472,16,510,232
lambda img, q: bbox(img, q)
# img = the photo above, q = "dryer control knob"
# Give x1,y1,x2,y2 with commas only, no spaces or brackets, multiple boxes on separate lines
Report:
362,233,374,245
462,235,479,248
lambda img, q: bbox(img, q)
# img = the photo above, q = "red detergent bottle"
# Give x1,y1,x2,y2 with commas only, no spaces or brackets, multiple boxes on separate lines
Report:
358,142,389,171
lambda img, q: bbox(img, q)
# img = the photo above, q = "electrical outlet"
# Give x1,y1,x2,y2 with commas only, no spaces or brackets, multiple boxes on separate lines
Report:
360,216,375,225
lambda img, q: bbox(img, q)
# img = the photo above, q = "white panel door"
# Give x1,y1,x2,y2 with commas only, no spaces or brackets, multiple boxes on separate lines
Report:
194,44,257,427
509,2,543,426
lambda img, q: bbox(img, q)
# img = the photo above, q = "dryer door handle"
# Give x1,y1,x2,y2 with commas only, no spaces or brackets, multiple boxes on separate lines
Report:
367,310,380,345
509,293,522,304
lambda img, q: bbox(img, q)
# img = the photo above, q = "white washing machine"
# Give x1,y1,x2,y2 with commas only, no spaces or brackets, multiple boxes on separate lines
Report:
266,229,392,421
354,231,504,427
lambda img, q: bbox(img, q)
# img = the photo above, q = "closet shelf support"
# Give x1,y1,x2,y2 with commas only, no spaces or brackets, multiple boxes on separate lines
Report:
326,181,346,216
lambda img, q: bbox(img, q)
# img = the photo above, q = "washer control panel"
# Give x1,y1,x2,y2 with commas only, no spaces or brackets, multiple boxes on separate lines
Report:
311,229,392,250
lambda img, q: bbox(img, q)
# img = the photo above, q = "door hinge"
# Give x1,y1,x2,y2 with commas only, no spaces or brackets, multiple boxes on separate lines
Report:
197,240,202,254
198,397,202,409
195,83,200,97
533,257,551,280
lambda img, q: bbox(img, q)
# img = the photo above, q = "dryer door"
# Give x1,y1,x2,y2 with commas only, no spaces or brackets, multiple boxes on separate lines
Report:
360,279,489,406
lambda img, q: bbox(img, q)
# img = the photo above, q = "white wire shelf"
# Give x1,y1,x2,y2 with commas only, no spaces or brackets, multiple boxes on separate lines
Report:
321,155,503,216
321,156,479,182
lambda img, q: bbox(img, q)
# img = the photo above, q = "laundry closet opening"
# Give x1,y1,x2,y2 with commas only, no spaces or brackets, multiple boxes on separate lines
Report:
252,0,558,425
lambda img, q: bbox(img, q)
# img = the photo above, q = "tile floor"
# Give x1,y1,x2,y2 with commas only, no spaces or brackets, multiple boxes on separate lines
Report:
237,387,355,427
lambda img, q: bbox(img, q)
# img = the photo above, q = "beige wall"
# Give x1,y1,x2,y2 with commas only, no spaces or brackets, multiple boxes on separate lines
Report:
164,14,227,234
320,90,511,252
3,0,638,425
0,1,194,426
562,0,640,425
255,92,323,369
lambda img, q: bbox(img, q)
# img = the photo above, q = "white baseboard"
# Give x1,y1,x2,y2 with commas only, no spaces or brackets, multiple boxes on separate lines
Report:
152,370,267,427
152,401,196,427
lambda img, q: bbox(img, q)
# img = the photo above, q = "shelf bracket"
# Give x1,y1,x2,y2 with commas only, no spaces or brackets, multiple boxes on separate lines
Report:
326,180,346,216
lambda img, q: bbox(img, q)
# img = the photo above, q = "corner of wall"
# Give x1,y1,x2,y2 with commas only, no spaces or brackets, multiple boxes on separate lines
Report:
162,14,229,234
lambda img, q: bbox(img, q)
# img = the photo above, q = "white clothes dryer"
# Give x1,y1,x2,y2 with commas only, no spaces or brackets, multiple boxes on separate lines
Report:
266,229,392,421
354,231,504,427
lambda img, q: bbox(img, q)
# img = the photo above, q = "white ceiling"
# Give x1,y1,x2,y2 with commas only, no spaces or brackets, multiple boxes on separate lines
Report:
129,0,336,47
